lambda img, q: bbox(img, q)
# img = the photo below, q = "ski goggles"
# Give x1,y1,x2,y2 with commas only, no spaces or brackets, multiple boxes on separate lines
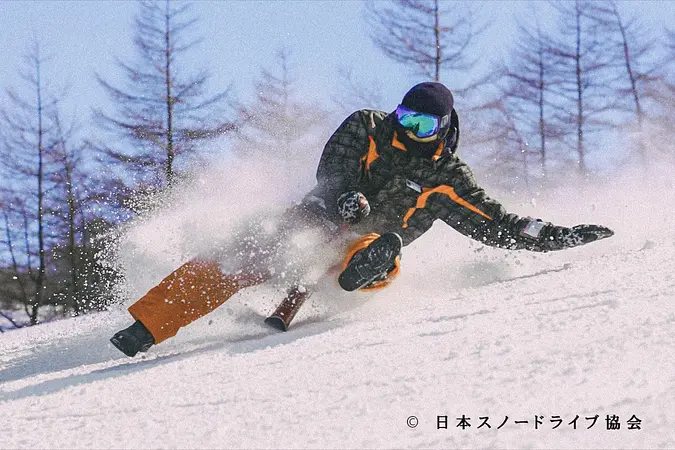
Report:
395,104,449,139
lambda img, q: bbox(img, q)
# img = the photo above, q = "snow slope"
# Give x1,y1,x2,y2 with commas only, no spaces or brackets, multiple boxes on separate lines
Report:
1,162,674,449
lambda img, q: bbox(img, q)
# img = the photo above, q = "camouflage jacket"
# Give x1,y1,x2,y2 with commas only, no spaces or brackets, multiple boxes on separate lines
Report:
303,110,561,251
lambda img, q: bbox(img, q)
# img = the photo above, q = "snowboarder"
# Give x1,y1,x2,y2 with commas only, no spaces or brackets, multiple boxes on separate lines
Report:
110,82,613,357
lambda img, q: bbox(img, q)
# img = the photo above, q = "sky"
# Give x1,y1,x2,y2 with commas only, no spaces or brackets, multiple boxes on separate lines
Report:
0,0,674,175
1,1,672,125
0,0,411,122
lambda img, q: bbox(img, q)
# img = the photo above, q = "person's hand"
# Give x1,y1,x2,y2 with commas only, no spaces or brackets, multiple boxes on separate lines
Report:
550,224,614,249
337,191,370,224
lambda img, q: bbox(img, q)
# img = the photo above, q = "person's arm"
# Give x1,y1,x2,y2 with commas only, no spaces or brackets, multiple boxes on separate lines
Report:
311,111,372,219
431,158,613,252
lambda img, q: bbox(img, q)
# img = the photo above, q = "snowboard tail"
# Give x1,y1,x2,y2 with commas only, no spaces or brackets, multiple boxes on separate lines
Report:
265,286,311,331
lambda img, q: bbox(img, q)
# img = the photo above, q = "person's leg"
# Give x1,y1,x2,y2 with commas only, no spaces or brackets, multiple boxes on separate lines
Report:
129,259,265,342
111,259,266,356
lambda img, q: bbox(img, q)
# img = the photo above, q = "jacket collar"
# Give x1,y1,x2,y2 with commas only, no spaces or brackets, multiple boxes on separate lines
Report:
392,131,446,160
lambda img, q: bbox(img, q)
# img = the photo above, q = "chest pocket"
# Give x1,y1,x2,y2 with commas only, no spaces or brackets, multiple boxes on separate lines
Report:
369,175,422,217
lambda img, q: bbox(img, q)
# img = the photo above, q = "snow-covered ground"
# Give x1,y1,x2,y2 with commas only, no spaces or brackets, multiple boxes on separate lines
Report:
1,161,674,449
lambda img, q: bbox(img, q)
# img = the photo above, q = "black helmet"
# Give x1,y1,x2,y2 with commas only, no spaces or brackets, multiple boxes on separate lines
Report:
402,82,454,119
395,82,459,157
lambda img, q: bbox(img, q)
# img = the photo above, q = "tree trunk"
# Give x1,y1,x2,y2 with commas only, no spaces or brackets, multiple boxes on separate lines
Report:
34,57,46,325
66,167,82,313
575,2,586,175
434,0,441,82
164,0,175,187
538,44,547,178
613,2,646,164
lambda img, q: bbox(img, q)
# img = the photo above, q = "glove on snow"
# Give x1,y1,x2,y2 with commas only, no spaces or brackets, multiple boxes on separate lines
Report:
337,191,371,224
551,224,614,249
520,220,614,251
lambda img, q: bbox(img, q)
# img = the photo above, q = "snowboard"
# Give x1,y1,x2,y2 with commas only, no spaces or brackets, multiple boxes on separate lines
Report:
264,286,311,331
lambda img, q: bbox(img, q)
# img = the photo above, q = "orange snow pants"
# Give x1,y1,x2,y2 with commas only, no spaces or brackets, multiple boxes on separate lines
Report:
128,259,266,343
127,234,401,344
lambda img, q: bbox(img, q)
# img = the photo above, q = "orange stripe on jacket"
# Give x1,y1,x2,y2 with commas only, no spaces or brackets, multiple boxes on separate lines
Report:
402,185,493,229
432,141,444,160
361,136,379,173
392,132,407,151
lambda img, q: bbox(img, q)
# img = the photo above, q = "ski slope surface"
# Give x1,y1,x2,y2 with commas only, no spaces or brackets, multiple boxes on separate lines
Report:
1,162,674,449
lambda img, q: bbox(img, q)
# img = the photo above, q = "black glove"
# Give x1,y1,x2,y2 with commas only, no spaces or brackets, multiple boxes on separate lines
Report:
554,224,615,248
337,191,370,224
517,219,613,251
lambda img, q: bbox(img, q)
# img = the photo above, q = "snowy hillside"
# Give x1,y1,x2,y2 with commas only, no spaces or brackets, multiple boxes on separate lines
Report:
1,161,674,449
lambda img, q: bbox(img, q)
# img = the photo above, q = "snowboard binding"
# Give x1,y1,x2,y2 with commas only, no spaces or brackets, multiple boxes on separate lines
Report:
338,232,402,292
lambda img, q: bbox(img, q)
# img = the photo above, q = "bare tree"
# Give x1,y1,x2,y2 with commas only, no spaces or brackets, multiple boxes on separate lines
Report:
0,41,112,325
644,28,675,162
0,41,58,325
332,67,385,114
469,97,534,192
0,208,30,330
50,113,83,311
462,6,575,194
94,0,236,214
546,0,621,175
46,110,113,314
364,0,485,83
586,0,661,164
497,19,565,183
234,48,330,160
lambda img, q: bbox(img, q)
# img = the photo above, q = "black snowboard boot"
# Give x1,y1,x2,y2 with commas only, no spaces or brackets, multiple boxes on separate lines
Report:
110,320,155,357
339,232,403,291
